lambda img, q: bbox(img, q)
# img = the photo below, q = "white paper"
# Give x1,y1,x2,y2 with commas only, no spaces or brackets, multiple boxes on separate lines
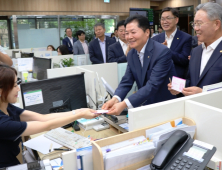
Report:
146,122,173,138
137,164,151,170
171,76,186,92
23,134,62,154
119,123,129,131
23,89,44,107
96,110,109,114
8,164,27,170
77,56,87,66
17,58,33,72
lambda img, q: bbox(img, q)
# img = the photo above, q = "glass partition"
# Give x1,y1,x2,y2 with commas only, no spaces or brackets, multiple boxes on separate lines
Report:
10,15,117,49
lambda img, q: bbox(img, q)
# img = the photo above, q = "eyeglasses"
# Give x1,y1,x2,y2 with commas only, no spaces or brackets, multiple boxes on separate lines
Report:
17,78,22,85
160,17,176,22
190,21,211,29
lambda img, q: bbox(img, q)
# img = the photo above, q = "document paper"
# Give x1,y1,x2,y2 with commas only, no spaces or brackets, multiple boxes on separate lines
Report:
171,76,186,92
17,58,33,72
23,89,44,107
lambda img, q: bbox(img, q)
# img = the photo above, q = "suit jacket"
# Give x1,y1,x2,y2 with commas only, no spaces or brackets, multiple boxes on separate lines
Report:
192,36,198,48
89,36,115,64
62,37,77,54
73,40,89,55
112,36,118,42
152,29,192,78
186,41,222,88
114,38,176,107
108,41,127,63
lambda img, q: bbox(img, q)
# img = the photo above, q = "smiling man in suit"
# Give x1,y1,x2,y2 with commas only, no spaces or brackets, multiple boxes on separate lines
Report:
89,23,115,64
168,2,222,96
152,7,192,79
102,15,176,115
73,30,89,55
62,28,77,54
108,20,128,63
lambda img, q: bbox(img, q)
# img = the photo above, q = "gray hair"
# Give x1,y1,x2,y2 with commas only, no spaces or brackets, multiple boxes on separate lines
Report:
94,23,105,29
195,2,222,28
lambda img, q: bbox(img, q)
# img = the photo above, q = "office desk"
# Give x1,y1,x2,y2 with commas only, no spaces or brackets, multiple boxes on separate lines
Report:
29,126,119,160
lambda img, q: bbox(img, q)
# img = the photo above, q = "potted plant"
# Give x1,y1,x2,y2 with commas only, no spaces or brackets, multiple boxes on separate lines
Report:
60,58,74,67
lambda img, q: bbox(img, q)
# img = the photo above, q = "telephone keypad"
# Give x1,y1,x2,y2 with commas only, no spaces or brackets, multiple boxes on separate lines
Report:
175,160,180,164
178,157,182,161
173,163,177,167
170,167,175,170
180,162,185,166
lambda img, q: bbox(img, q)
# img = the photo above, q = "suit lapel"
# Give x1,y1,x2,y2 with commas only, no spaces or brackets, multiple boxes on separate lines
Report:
159,33,165,43
105,37,110,61
193,46,203,85
67,37,72,48
197,41,222,85
96,39,104,62
141,39,153,84
132,50,143,86
117,41,124,56
170,30,180,51
78,40,84,53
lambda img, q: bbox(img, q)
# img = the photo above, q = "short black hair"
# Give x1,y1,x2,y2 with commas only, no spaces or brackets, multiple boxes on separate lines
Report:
161,7,179,18
65,28,72,32
76,30,85,37
57,45,70,55
158,26,163,29
117,20,125,30
124,15,151,37
114,28,118,31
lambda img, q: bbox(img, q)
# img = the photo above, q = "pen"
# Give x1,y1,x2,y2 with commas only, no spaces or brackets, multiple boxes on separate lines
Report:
169,77,172,83
54,148,71,151
49,143,53,152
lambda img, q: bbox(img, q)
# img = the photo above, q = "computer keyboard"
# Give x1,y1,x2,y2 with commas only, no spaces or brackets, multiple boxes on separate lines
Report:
44,128,91,150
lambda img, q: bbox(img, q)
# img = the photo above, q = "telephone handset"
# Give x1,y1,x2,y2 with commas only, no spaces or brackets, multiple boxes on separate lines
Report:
150,130,216,170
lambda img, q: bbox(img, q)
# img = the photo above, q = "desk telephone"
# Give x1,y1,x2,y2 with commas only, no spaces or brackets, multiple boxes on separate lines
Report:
150,130,216,170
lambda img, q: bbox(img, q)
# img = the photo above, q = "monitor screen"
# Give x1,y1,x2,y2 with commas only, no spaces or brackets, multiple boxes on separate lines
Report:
21,52,34,58
20,73,87,114
32,57,52,80
129,11,147,17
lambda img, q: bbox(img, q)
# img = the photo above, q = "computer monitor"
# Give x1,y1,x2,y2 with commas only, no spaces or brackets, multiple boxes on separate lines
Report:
20,73,87,114
32,57,52,80
101,77,115,97
21,52,34,58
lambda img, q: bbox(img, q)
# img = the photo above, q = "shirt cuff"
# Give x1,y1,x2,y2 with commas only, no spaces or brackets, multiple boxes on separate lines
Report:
113,95,121,102
124,99,134,109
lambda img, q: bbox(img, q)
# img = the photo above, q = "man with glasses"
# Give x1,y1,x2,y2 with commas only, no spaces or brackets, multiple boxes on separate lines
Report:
168,2,222,96
153,7,192,79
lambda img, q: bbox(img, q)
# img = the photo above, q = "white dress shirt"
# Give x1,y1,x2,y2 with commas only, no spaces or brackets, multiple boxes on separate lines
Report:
115,36,119,42
113,39,149,109
68,37,74,47
200,36,222,76
118,39,128,54
0,45,7,54
98,37,106,63
165,28,177,48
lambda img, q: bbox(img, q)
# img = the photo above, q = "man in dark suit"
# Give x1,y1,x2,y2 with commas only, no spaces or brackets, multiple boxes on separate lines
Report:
62,28,77,54
168,2,222,96
108,20,127,63
89,23,115,64
102,15,176,115
112,28,118,42
152,7,192,79
73,30,89,55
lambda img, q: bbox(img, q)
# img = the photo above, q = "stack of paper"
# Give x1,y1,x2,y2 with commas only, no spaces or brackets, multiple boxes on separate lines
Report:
77,117,104,130
145,118,196,154
101,136,155,170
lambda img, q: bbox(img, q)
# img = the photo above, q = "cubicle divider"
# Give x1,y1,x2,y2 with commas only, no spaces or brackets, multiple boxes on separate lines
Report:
92,117,195,170
75,67,97,109
128,89,222,168
6,47,47,58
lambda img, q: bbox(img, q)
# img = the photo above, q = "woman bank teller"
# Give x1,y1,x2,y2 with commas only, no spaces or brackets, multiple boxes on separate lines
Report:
0,64,99,168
